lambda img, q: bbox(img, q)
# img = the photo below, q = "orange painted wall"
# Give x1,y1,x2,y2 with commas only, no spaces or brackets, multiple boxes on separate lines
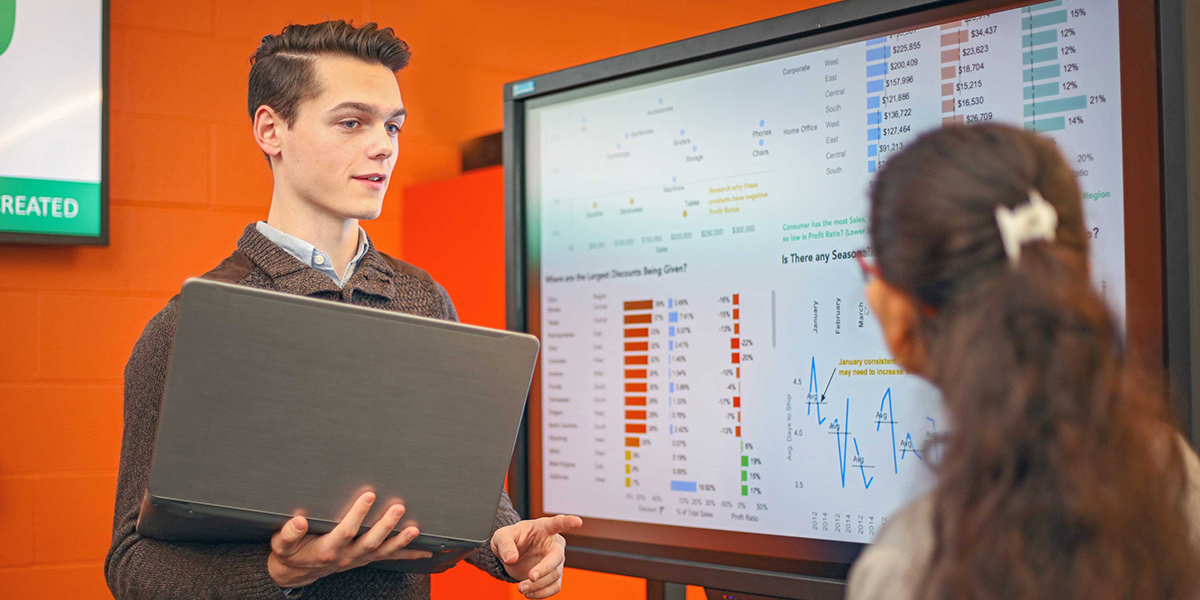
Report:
0,0,833,598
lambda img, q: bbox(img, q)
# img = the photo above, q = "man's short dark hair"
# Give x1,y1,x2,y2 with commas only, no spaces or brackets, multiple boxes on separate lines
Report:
247,20,411,126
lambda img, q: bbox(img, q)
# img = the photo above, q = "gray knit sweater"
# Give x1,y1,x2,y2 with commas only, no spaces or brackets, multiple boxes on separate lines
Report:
105,223,521,599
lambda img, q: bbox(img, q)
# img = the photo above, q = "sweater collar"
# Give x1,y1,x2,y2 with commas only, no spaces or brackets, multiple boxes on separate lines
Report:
236,223,397,299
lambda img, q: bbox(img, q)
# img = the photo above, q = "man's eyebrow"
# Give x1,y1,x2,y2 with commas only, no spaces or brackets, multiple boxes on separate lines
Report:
328,101,407,120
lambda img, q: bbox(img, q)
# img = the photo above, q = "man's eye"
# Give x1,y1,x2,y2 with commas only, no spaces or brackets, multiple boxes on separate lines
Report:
386,123,402,135
340,120,361,129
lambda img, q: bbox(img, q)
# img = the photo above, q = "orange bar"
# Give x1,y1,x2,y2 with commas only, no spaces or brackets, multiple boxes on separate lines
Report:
730,338,740,349
625,423,647,434
625,341,649,352
625,328,649,338
733,294,740,305
940,20,962,30
731,352,741,364
733,397,741,408
624,300,653,311
941,30,967,46
736,426,742,437
625,355,648,365
625,437,641,447
737,368,741,378
941,82,954,97
734,323,740,334
942,99,955,114
624,313,652,324
626,410,647,420
738,412,741,422
625,382,648,393
625,397,647,406
941,65,956,79
625,369,647,379
733,309,740,320
941,48,959,63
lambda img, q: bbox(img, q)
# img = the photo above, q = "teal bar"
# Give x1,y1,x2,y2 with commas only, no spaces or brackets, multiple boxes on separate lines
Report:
1021,10,1068,29
1022,0,1063,11
1024,81,1060,100
1023,47,1059,64
1024,117,1066,132
1024,95,1087,117
1022,29,1057,47
1023,63,1061,82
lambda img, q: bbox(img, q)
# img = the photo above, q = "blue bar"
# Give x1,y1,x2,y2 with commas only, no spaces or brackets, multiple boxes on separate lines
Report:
668,298,674,308
867,79,885,93
866,62,888,78
1021,10,1068,29
669,326,676,336
866,37,887,46
1022,29,1057,47
868,160,877,173
1024,94,1087,117
1024,81,1060,100
1024,117,1066,132
867,112,881,125
867,127,881,141
670,424,674,434
1023,63,1061,82
1023,47,1058,65
867,95,881,109
669,340,674,350
671,481,698,492
668,312,679,323
865,46,890,62
867,144,878,157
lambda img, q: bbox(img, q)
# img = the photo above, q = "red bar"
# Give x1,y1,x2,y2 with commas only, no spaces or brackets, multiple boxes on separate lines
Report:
941,82,954,97
731,352,741,364
941,65,956,79
941,30,966,46
625,328,649,338
940,20,962,30
941,48,959,63
625,355,648,365
942,99,955,113
624,313,652,324
738,412,741,423
625,341,649,352
625,437,641,447
730,338,740,349
733,294,740,305
625,397,647,406
733,309,740,320
734,323,740,334
733,397,741,408
625,423,647,434
625,369,647,379
626,410,647,420
737,368,741,378
625,382,648,393
736,426,742,437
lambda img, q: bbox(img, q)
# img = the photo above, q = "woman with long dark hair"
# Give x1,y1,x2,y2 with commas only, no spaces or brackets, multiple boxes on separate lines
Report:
846,123,1200,600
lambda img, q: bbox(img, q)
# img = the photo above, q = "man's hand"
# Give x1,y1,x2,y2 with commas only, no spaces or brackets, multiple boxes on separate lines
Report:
267,492,433,588
490,514,584,599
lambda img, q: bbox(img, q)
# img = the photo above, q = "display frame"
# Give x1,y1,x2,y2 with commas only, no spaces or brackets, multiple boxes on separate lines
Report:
503,0,1197,596
0,0,109,246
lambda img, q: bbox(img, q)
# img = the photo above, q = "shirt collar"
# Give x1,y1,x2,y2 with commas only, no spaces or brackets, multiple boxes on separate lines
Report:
254,221,370,287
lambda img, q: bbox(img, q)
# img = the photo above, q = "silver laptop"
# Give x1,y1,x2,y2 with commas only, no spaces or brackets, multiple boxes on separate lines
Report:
136,278,539,572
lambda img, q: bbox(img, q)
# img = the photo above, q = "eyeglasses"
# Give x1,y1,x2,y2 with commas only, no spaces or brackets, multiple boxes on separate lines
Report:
855,250,879,282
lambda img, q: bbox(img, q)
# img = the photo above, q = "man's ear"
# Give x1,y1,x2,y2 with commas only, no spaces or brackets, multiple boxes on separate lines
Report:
253,105,285,161
866,278,929,376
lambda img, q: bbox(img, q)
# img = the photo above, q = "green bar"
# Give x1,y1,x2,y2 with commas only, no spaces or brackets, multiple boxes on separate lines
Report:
1024,81,1060,100
1024,117,1067,132
741,485,749,496
1024,94,1087,117
1023,47,1058,65
1022,0,1063,11
1023,63,1061,82
0,176,102,237
1022,29,1057,47
1021,10,1068,29
741,471,748,481
740,455,749,467
0,0,14,58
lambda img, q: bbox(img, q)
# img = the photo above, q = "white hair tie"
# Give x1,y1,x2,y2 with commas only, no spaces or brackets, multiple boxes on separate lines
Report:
994,189,1058,266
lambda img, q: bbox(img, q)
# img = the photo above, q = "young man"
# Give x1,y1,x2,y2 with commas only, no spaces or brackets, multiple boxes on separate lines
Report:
105,21,581,600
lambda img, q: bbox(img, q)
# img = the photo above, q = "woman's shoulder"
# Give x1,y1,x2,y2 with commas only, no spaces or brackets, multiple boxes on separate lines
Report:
845,495,934,600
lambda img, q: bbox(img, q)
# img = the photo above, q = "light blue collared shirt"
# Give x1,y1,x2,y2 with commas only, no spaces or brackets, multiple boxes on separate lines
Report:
255,221,370,288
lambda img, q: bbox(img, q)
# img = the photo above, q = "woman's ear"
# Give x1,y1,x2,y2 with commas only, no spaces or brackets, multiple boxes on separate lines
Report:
865,278,930,377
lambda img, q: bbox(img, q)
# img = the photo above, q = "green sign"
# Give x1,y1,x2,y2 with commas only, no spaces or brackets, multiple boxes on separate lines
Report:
0,1,13,58
0,175,102,236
